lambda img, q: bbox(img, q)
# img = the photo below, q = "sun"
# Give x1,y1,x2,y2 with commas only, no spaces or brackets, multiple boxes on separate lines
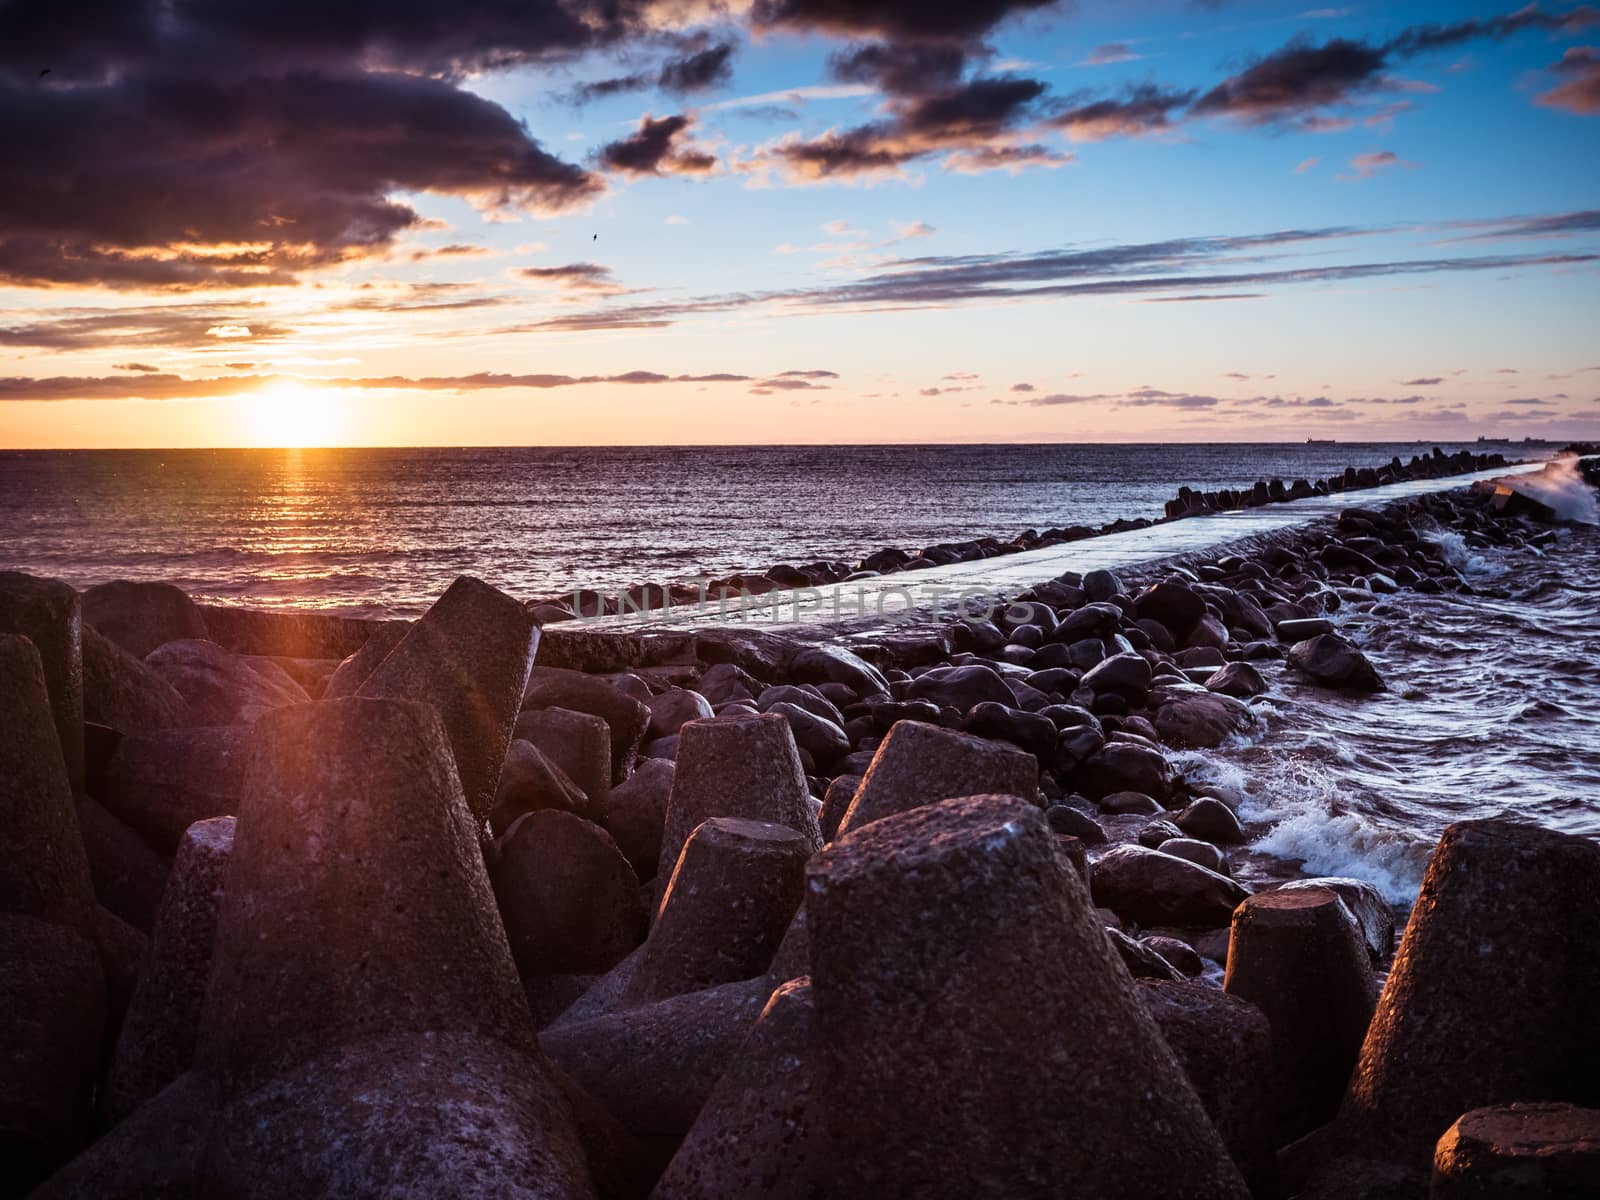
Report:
244,382,346,448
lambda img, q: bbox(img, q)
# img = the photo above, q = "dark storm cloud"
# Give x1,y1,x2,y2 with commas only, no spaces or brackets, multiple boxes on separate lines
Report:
750,0,1062,42
1049,85,1197,141
597,114,718,175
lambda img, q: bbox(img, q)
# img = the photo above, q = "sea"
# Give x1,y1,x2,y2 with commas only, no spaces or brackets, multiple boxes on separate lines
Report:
2,440,1595,903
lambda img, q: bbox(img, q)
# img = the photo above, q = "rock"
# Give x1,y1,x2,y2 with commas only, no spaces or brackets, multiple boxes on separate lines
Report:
1177,796,1247,844
1185,613,1230,651
524,666,653,785
1295,820,1600,1197
1432,1102,1600,1199
81,626,185,733
1161,837,1228,875
0,571,85,792
1275,876,1394,962
961,701,1057,763
1098,789,1163,815
1275,616,1335,641
629,818,809,1005
489,738,592,835
606,757,673,881
1154,689,1256,749
104,817,234,1125
81,580,210,658
513,705,611,818
144,639,310,726
1081,652,1153,702
1206,661,1268,698
651,977,818,1200
1091,845,1252,928
1144,934,1205,977
1138,818,1183,848
1225,887,1378,1144
905,663,1016,712
647,687,715,739
1108,926,1184,980
765,700,850,766
1075,741,1173,803
91,904,146,1053
756,684,844,727
788,644,889,698
321,622,408,698
1045,803,1107,844
656,713,821,884
358,576,539,821
839,719,1037,836
805,795,1249,1197
1137,980,1277,1197
492,809,645,977
73,797,169,932
101,726,250,854
1135,580,1207,639
818,774,862,842
1057,601,1124,641
696,663,760,706
1083,568,1123,602
1288,633,1385,692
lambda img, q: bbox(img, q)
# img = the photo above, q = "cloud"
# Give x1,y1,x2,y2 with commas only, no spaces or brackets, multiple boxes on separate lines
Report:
597,113,717,175
1401,376,1443,385
0,305,296,350
1295,157,1321,173
778,369,840,378
1049,84,1196,141
1010,382,1036,392
1340,150,1416,179
750,377,831,392
1081,43,1142,67
749,0,1062,42
518,262,630,294
113,362,160,372
890,220,937,240
1538,46,1600,114
570,38,738,103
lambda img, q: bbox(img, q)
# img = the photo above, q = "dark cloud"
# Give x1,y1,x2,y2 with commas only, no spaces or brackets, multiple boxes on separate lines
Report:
1049,84,1197,141
1384,7,1599,57
113,362,160,372
1438,208,1600,242
1401,377,1443,385
569,38,737,103
750,377,830,391
597,113,717,175
1010,382,1035,392
750,0,1062,42
830,41,969,94
778,369,840,378
519,262,627,292
1539,46,1600,114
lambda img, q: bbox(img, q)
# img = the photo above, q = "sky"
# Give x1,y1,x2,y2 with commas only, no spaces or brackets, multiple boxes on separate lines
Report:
0,0,1597,448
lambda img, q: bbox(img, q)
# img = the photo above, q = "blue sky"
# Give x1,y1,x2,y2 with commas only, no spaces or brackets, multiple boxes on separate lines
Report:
0,0,1595,446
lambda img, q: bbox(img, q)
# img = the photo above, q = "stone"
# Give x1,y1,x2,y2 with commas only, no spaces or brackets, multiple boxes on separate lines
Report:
650,977,818,1200
1275,616,1335,641
489,738,592,835
696,663,760,707
961,701,1058,764
1057,601,1124,641
1288,633,1385,692
805,795,1248,1197
647,687,715,739
144,639,310,726
765,700,850,766
1275,876,1394,962
81,626,185,733
492,809,645,977
104,817,234,1125
320,622,408,698
629,818,809,1005
818,774,862,842
524,666,653,785
1225,887,1378,1144
1091,845,1252,928
1206,661,1268,698
91,904,147,1052
1154,688,1256,749
1098,789,1163,815
1161,837,1228,875
1108,926,1184,980
1083,568,1123,602
1138,817,1183,848
1177,796,1247,845
358,576,539,821
101,725,250,854
1432,1103,1600,1199
81,580,210,658
0,571,85,792
73,797,169,932
1075,741,1173,803
788,644,889,698
1137,980,1277,1197
1045,803,1106,844
905,663,1015,712
656,713,820,884
513,705,611,817
1135,580,1207,639
606,757,673,881
1296,820,1600,1196
1081,651,1154,702
1144,934,1205,977
839,719,1037,836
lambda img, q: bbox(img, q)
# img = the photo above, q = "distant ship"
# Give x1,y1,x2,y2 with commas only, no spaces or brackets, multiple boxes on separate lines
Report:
1305,438,1336,445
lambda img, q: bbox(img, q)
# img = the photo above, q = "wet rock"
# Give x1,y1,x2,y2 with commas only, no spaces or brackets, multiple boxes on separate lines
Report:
1225,887,1378,1144
1432,1102,1600,1199
73,797,169,932
757,684,845,726
513,705,611,818
81,626,185,733
1081,651,1153,703
1138,818,1184,848
1177,796,1247,845
1161,837,1229,875
104,817,234,1125
839,719,1037,836
358,576,539,821
1091,845,1251,928
1075,741,1173,803
1136,980,1276,1197
1143,934,1205,977
0,571,85,792
1275,616,1334,641
1109,926,1184,980
81,580,210,658
492,809,645,978
647,687,715,739
765,700,850,766
905,663,1015,712
1275,876,1393,961
606,757,673,881
1287,633,1385,692
145,639,309,726
489,738,592,835
1098,788,1163,815
961,700,1057,763
695,662,760,707
1154,688,1256,749
1045,803,1106,844
1135,580,1207,640
806,795,1248,1197
321,622,408,699
101,725,251,854
788,644,889,698
1058,601,1124,641
1206,661,1268,698
656,712,820,883
1083,568,1123,603
630,818,809,1005
524,666,653,785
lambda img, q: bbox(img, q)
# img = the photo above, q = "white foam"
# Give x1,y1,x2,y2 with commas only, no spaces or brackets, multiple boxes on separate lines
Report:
1427,529,1505,579
1497,457,1600,526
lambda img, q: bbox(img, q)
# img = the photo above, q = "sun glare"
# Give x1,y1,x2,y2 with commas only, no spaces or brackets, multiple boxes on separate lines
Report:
245,382,345,448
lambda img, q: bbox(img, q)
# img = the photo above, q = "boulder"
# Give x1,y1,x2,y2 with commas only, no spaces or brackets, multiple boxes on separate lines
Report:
1161,837,1228,875
1108,926,1184,980
104,817,234,1125
1075,741,1173,803
1432,1102,1600,1199
144,639,309,726
1154,689,1256,749
1206,661,1268,699
74,796,169,933
695,663,760,707
905,663,1015,712
1288,633,1385,692
524,666,653,785
1177,796,1247,845
492,809,645,977
489,738,592,835
1044,803,1107,844
1098,789,1163,815
656,713,820,884
1135,581,1207,639
788,644,889,698
1275,616,1335,641
1137,817,1184,848
605,757,673,881
101,726,250,854
1091,845,1252,928
1275,876,1394,962
764,701,850,766
647,687,714,739
839,719,1037,836
0,571,85,792
320,622,408,699
81,580,210,658
1224,887,1378,1144
81,626,185,733
357,576,539,821
513,705,611,818
805,795,1248,1197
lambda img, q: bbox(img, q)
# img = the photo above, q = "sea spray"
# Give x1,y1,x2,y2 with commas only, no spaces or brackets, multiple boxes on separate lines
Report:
1494,455,1600,525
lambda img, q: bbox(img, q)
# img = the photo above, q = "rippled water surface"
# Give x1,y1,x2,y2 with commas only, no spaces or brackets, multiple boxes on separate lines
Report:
0,442,1521,616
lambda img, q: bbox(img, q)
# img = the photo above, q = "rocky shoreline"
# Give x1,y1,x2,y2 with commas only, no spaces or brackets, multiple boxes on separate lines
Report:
3,455,1599,1198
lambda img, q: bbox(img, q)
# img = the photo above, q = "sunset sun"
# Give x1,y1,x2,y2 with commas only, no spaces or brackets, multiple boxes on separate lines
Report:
245,382,345,448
